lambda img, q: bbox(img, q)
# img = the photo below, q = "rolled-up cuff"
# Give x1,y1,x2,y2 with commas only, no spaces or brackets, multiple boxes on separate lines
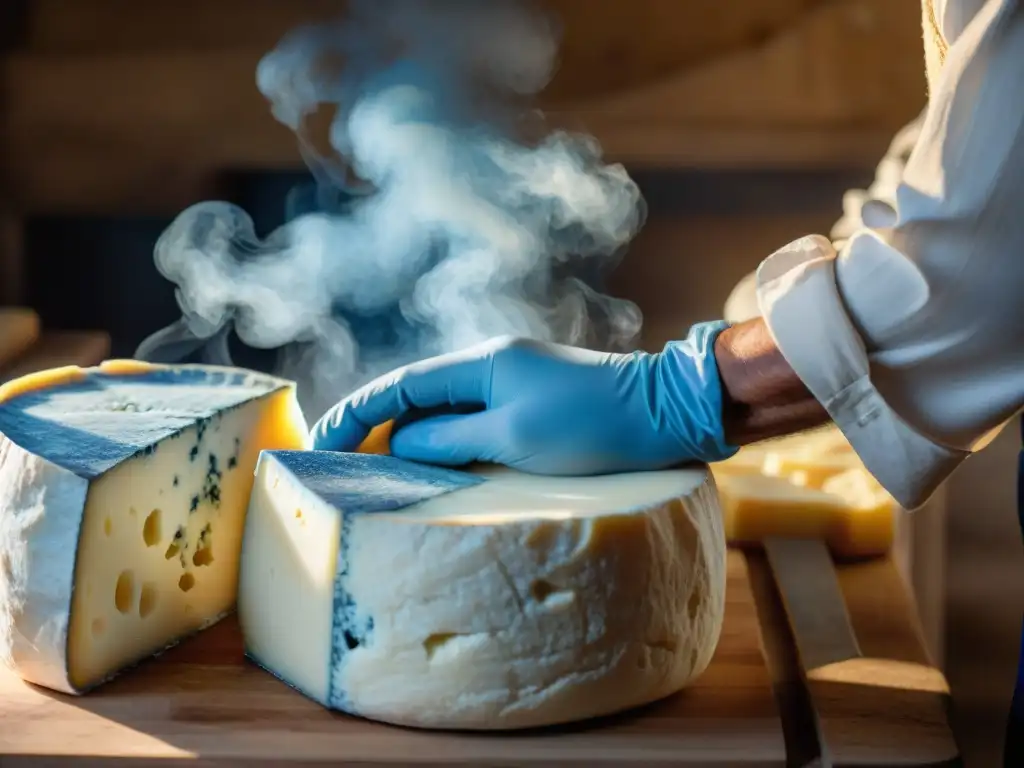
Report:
754,235,968,510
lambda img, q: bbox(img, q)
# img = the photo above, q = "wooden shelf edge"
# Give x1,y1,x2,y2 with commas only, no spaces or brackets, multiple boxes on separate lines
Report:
0,330,111,382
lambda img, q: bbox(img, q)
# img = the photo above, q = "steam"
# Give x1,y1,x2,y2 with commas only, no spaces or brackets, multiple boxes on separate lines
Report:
136,0,646,421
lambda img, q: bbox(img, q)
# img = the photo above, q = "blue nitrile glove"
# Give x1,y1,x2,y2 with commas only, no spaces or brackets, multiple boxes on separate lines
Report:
310,320,739,474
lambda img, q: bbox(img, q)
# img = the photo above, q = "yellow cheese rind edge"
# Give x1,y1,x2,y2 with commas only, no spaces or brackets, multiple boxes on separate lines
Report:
97,359,166,376
357,420,394,455
0,360,299,406
0,366,88,404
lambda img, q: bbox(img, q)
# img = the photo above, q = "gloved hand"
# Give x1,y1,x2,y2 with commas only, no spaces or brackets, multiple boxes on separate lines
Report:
310,320,738,474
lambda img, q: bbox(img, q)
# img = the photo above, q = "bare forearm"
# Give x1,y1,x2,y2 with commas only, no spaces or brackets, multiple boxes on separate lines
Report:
714,318,828,445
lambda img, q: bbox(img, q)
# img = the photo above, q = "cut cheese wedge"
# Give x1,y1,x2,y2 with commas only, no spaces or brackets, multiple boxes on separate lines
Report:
715,427,858,485
0,360,308,694
715,469,895,559
238,451,726,730
0,308,41,369
711,426,896,558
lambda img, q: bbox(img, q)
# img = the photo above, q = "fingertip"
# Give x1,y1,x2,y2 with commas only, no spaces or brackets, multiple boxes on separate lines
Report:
389,416,468,467
389,411,501,468
389,420,446,464
309,402,370,453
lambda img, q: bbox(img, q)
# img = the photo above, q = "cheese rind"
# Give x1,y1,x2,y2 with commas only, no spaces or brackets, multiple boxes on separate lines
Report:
239,451,726,730
0,363,308,694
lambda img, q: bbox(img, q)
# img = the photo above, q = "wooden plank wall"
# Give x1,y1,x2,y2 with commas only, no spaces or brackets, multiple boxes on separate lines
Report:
1,0,926,217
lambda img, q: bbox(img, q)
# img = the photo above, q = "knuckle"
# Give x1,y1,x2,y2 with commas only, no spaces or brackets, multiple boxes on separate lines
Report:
485,335,540,356
486,334,522,353
504,402,548,447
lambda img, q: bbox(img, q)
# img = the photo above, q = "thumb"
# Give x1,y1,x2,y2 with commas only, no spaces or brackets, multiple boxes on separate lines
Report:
390,409,505,467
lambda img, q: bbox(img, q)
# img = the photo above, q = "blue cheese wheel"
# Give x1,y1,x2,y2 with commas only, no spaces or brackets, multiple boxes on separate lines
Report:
239,451,726,730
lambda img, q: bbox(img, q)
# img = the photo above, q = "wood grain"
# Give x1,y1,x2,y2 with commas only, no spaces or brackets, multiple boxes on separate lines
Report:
0,331,111,382
0,553,786,766
764,538,861,673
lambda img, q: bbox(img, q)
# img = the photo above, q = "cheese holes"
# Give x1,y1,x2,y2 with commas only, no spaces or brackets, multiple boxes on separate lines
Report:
165,526,185,560
178,573,196,592
139,582,158,618
192,524,214,566
143,508,162,547
192,547,214,567
423,632,457,660
687,586,702,622
530,579,557,601
114,570,135,614
529,579,574,608
103,516,112,536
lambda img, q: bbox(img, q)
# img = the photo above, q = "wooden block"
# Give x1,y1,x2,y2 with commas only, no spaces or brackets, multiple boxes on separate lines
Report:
0,307,40,368
764,538,862,672
767,541,960,766
0,331,111,382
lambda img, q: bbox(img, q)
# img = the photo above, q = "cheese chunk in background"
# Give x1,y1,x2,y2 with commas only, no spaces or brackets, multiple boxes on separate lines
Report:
0,361,308,694
0,308,41,368
716,471,895,559
239,451,725,730
711,426,897,558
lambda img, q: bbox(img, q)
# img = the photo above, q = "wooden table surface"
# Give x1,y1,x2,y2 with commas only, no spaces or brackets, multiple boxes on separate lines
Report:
0,548,959,767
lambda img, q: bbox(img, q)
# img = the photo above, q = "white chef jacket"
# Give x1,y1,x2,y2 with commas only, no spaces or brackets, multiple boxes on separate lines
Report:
752,0,1024,510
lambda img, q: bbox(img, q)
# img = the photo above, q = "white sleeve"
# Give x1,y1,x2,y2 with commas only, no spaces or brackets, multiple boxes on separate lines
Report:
828,112,925,251
755,0,1024,510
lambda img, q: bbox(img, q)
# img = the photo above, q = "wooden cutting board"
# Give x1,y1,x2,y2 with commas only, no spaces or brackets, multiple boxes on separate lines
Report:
0,549,958,766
